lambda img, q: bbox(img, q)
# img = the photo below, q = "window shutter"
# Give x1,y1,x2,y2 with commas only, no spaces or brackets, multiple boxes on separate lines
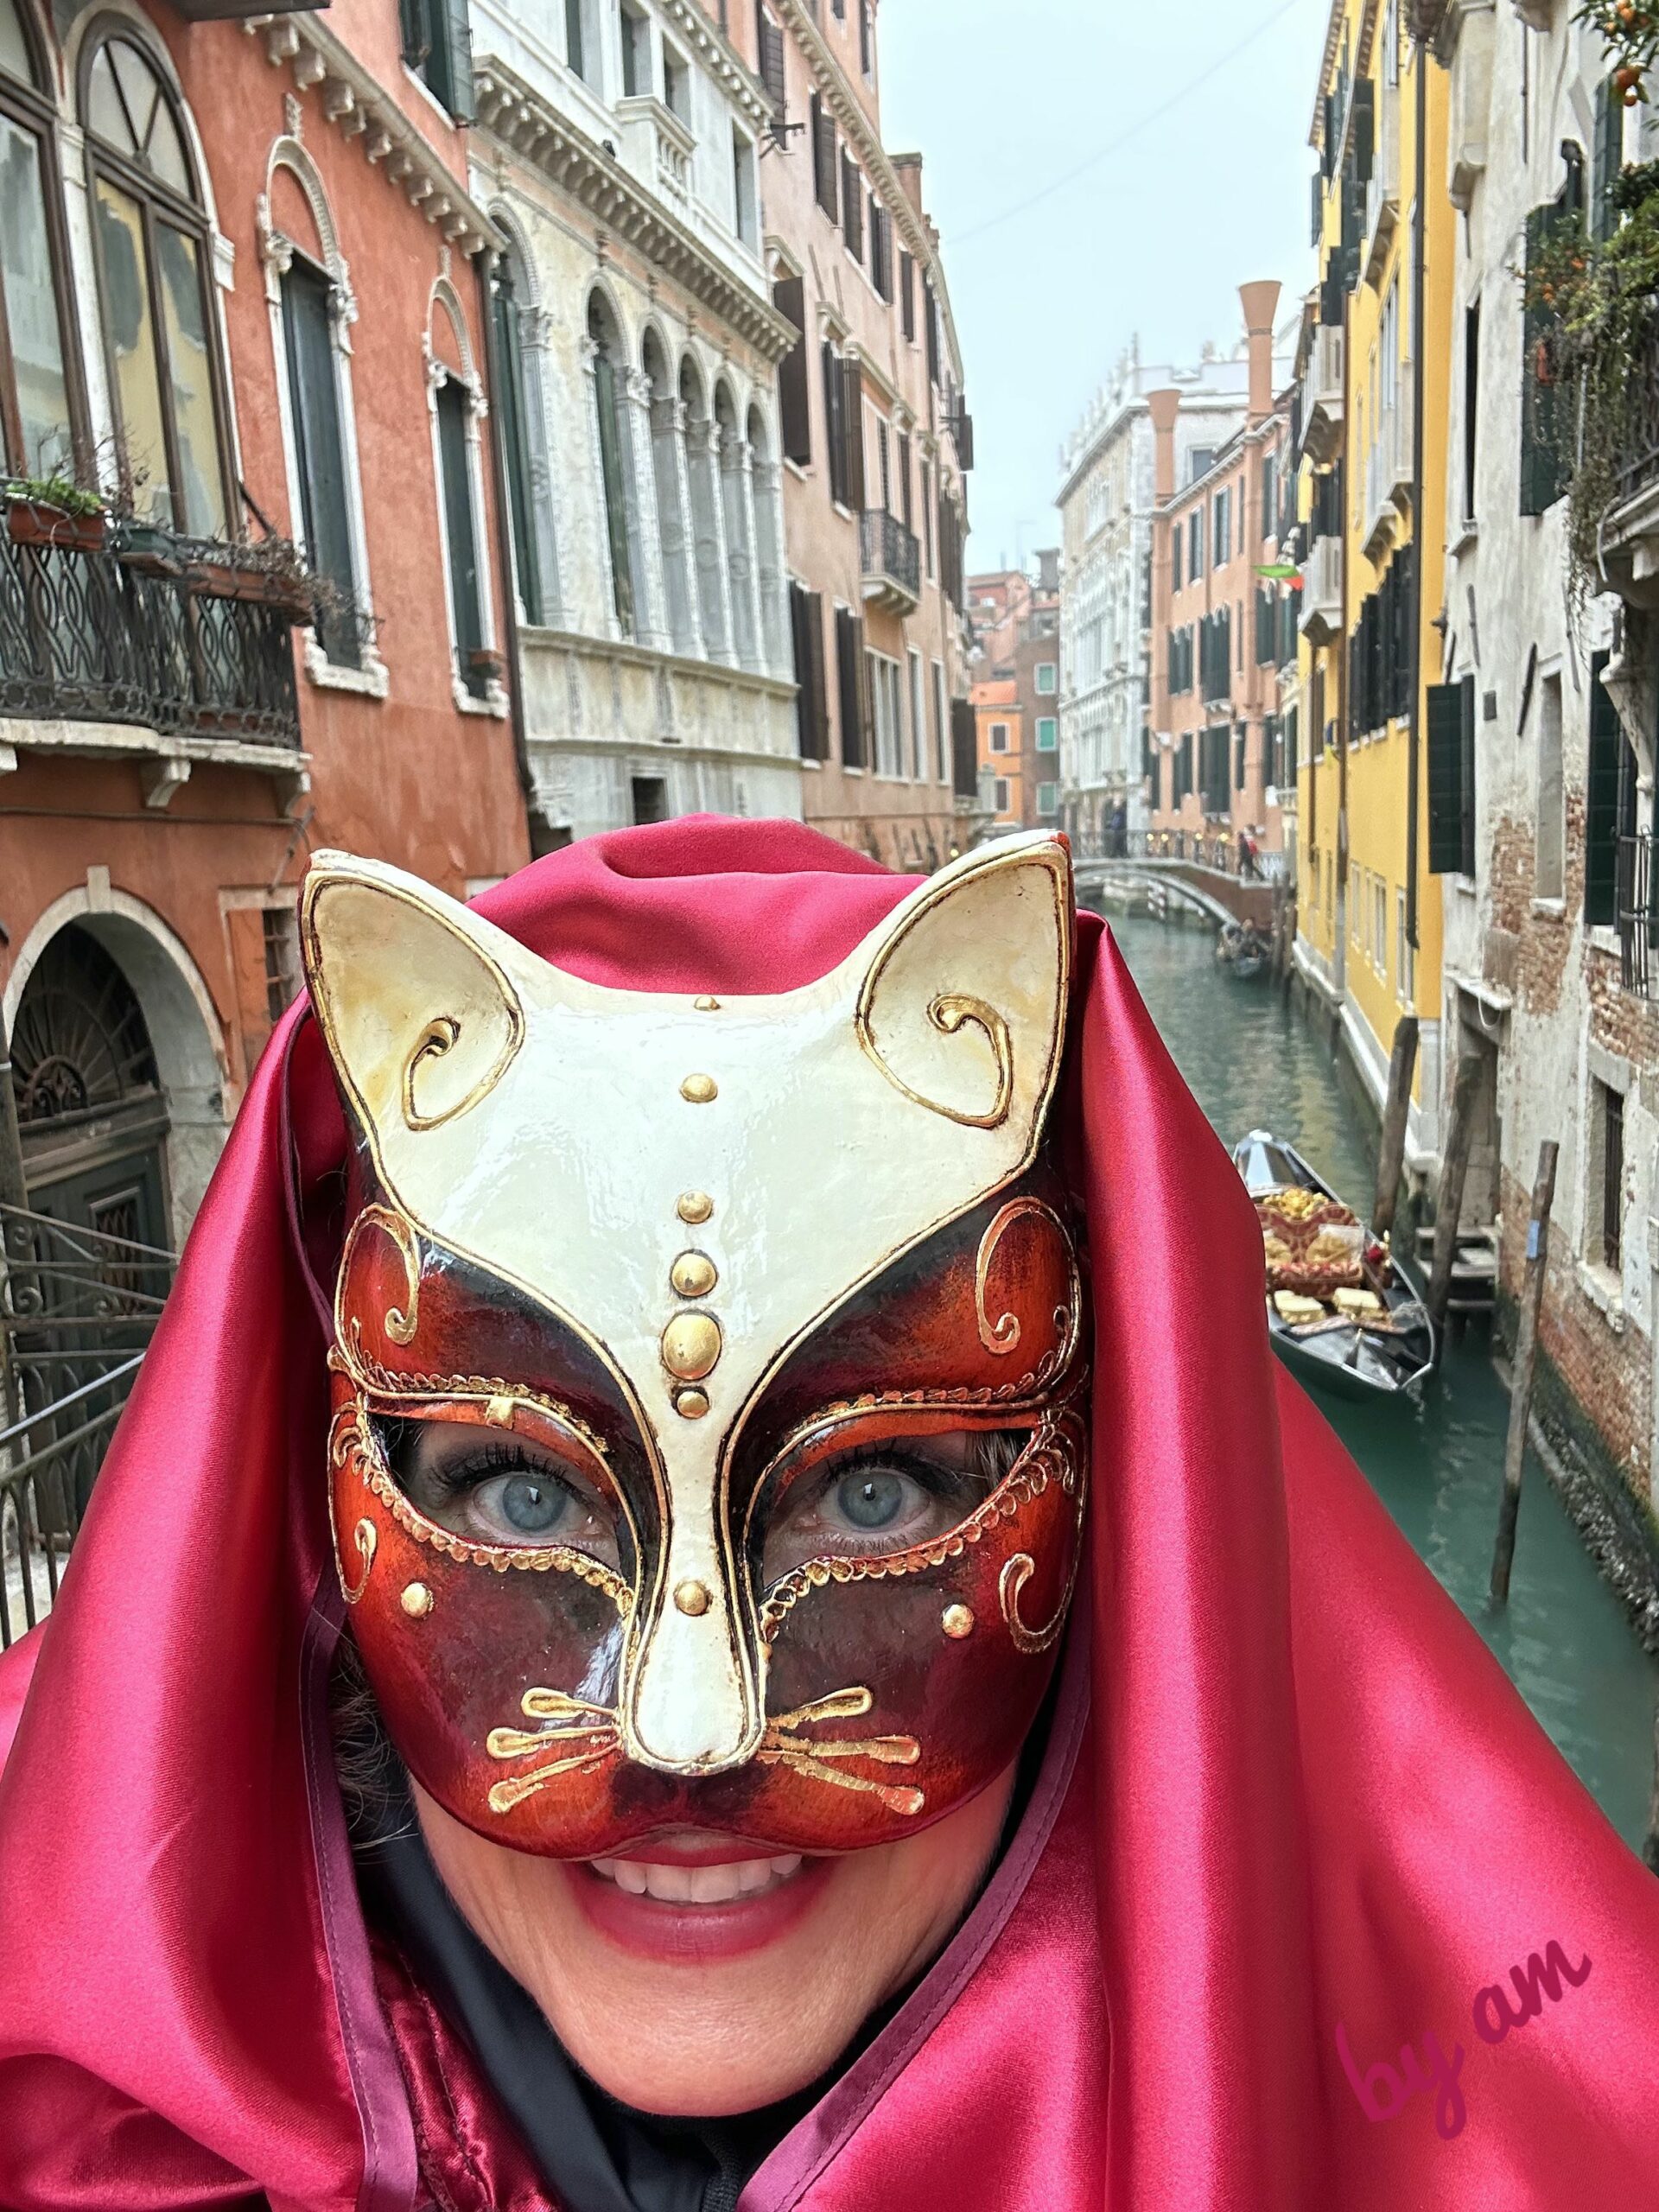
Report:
1586,650,1624,924
811,95,838,219
755,3,786,123
857,620,875,763
282,259,358,664
842,355,865,509
1426,680,1466,874
1521,200,1572,515
821,342,842,505
925,277,940,385
806,588,829,757
1593,76,1623,242
1352,78,1375,184
900,250,915,340
1310,169,1324,247
1321,92,1338,179
836,605,865,767
440,0,474,119
774,276,810,465
898,429,912,529
950,696,976,797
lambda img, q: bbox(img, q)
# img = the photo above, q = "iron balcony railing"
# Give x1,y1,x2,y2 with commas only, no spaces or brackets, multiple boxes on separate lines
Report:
859,507,922,605
0,509,304,748
1615,314,1659,506
1,1202,175,1649
1618,831,1658,996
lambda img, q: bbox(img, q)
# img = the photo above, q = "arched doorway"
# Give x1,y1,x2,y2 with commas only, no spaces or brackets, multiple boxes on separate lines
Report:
10,922,170,1250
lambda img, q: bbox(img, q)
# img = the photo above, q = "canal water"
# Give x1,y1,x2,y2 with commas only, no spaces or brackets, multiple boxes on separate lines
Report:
1102,903,1659,1852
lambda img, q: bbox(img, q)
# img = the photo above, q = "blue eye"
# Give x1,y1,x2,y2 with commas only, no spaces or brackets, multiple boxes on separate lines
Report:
832,1466,908,1530
496,1472,571,1535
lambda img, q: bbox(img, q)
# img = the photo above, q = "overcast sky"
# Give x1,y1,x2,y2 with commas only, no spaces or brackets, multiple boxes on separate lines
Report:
877,0,1331,572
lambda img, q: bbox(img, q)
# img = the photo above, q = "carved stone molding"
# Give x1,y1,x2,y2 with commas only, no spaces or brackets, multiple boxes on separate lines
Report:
472,59,795,365
245,13,499,258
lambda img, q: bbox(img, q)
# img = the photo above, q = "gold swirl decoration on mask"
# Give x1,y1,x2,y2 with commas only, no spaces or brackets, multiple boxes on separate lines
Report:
999,1548,1078,1656
340,1518,378,1604
855,988,1014,1132
974,1195,1080,1357
339,1204,423,1348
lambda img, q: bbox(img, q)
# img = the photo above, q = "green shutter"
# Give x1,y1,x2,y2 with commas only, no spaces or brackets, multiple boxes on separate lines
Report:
1586,651,1624,925
1426,680,1466,874
435,378,485,692
1593,78,1624,244
1521,202,1572,516
281,260,359,668
435,0,474,118
491,264,543,628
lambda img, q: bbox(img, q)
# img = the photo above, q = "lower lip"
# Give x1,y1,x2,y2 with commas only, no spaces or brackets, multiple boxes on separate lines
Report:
569,1855,836,1961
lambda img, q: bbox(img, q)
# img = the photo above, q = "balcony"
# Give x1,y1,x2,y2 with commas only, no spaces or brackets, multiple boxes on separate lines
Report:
1362,388,1414,562
1301,326,1344,467
0,505,307,796
1599,315,1659,607
1619,833,1658,996
1300,533,1342,645
860,507,921,616
1363,83,1402,289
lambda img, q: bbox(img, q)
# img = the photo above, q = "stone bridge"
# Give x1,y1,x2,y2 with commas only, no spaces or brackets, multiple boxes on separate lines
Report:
1074,856,1276,931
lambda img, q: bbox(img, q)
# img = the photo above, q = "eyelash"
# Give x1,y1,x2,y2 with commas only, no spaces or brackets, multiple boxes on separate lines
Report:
421,1439,569,1497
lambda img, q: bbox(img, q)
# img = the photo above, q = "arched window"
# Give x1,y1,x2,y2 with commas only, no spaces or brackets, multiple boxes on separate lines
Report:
81,28,230,536
715,379,758,671
680,355,727,663
643,328,694,656
490,246,556,629
588,293,635,637
0,0,78,478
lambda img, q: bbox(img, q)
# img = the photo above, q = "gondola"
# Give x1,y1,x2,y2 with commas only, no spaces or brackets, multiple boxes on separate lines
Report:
1216,921,1269,982
1232,1128,1435,1402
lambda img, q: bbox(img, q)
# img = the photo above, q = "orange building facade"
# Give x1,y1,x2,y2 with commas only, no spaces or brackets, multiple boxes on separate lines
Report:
0,0,525,1247
1145,283,1295,868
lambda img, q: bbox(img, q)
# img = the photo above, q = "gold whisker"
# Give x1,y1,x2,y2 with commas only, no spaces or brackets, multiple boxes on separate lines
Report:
486,1723,617,1759
761,1732,919,1767
757,1745,925,1817
521,1688,616,1723
768,1687,874,1732
488,1744,617,1815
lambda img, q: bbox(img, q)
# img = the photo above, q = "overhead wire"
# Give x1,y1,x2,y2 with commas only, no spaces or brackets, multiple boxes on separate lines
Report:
951,0,1313,248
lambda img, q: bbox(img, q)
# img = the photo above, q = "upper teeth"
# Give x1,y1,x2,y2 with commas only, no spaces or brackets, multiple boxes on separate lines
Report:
589,1853,804,1904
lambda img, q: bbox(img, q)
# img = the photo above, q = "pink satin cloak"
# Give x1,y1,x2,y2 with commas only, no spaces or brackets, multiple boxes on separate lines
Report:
0,817,1656,2211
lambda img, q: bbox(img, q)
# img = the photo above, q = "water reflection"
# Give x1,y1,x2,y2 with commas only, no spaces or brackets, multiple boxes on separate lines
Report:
1105,906,1657,1849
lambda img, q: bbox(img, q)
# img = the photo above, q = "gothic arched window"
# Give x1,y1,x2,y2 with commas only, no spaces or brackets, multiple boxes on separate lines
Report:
0,0,79,479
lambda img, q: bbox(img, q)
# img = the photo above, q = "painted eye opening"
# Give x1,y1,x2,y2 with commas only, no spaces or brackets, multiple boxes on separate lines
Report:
374,1413,626,1568
757,1426,1030,1585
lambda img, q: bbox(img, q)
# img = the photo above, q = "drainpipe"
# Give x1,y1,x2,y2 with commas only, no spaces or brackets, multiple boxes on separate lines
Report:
1407,30,1427,951
475,251,540,861
1335,274,1351,1002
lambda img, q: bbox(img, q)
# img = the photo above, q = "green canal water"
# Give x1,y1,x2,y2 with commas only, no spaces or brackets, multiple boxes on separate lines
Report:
1103,904,1659,1853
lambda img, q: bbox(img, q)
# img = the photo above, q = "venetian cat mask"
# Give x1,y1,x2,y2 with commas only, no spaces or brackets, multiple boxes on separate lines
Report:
306,834,1089,1857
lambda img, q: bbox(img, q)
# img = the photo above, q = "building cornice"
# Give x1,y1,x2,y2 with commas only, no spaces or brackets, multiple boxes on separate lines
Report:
245,15,501,257
657,0,773,131
474,59,797,364
770,0,964,386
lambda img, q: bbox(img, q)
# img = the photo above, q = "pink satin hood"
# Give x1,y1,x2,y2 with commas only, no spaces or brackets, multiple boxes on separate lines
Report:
1,817,1656,2211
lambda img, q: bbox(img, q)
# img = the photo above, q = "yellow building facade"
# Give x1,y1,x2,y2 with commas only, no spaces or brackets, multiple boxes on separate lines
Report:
1296,0,1451,1166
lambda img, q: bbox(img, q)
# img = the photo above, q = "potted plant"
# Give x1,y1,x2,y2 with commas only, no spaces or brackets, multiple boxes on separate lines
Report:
468,645,506,685
186,537,315,624
4,476,107,555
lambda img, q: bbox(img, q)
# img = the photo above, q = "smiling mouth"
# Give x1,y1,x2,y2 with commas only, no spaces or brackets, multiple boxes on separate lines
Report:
588,1853,804,1904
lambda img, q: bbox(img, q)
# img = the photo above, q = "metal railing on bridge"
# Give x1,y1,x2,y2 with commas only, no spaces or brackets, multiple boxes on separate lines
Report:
1071,827,1286,883
1,1203,175,1649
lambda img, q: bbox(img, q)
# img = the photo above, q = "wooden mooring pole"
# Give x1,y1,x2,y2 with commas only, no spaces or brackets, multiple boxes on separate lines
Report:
1645,1696,1659,1875
1427,1052,1485,1330
1373,1014,1420,1240
1490,1140,1559,1605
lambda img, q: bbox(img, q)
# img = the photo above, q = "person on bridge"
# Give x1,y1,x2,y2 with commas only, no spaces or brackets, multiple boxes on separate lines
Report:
0,818,1656,2211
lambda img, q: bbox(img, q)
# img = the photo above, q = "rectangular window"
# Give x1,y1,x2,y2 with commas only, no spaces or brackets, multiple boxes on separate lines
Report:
1034,661,1057,696
989,721,1009,753
900,251,915,341
810,94,837,219
732,129,758,249
563,0,587,80
663,41,691,120
870,201,893,301
933,658,948,781
435,375,486,696
281,256,359,668
1522,201,1572,516
1171,524,1183,594
632,774,670,824
403,0,474,117
1036,716,1058,751
1212,486,1231,568
836,604,868,767
754,2,786,124
1596,1079,1626,1271
921,460,934,575
774,276,810,465
790,582,829,760
1188,509,1203,582
1426,675,1477,876
0,116,73,480
1463,299,1479,524
1036,780,1058,817
1586,650,1633,925
1234,726,1247,791
263,904,302,1026
1536,670,1564,898
620,1,650,96
859,0,873,76
994,776,1011,814
842,153,863,260
907,647,925,779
